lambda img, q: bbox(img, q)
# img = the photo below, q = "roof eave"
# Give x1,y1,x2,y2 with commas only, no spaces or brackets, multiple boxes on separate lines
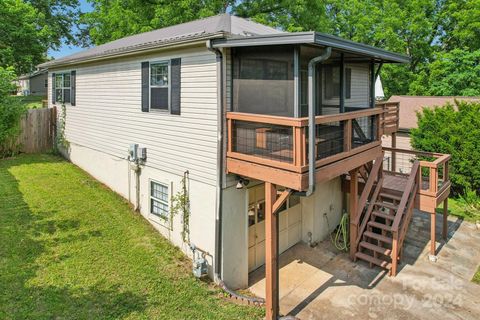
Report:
211,31,410,63
38,32,227,70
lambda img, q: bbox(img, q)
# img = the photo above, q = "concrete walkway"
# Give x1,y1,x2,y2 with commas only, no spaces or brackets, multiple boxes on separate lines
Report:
249,210,480,319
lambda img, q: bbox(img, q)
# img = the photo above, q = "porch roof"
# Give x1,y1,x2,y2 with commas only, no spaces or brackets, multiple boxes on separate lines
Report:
211,31,410,64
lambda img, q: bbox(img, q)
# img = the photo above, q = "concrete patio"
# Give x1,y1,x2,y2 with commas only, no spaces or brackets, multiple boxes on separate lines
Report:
249,210,480,319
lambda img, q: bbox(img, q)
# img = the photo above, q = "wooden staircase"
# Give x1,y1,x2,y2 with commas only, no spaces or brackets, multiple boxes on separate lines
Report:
350,154,420,276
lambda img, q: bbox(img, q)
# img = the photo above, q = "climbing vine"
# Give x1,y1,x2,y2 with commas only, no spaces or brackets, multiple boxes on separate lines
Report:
55,104,69,152
171,171,190,243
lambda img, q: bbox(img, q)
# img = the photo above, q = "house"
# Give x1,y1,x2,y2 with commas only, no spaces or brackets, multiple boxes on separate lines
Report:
17,69,48,96
382,95,480,150
38,14,451,319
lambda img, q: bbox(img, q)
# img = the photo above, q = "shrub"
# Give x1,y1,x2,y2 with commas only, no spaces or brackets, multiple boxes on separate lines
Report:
410,101,480,196
0,67,26,157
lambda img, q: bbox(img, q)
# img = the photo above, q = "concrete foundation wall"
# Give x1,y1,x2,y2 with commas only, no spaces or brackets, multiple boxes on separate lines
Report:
301,177,343,244
66,143,218,276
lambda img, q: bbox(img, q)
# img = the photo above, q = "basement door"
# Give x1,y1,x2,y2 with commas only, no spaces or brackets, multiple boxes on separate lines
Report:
248,184,302,272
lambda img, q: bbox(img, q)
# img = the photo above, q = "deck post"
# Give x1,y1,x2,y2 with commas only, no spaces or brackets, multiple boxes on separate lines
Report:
430,211,436,256
265,182,279,320
391,132,397,172
349,168,359,260
443,198,448,240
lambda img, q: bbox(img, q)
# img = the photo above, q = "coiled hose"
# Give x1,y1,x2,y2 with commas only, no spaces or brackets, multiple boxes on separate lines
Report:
326,211,349,252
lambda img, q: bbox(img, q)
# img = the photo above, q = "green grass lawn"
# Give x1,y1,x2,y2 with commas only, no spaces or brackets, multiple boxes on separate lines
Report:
12,95,46,109
437,197,480,223
0,154,263,319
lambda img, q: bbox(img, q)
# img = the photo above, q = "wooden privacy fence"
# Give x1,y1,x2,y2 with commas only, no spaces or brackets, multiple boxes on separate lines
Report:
12,107,56,154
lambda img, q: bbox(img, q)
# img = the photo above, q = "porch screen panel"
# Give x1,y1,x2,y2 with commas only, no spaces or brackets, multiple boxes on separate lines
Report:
232,46,294,117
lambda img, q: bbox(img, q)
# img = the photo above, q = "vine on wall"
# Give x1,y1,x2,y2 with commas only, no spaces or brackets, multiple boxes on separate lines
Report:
55,104,69,152
170,171,190,243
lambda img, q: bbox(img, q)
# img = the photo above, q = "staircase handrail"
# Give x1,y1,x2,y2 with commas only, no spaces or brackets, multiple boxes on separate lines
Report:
391,161,420,232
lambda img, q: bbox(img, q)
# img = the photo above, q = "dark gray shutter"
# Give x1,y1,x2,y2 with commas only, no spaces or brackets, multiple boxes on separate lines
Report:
51,73,56,104
141,62,149,112
170,58,181,115
70,70,76,106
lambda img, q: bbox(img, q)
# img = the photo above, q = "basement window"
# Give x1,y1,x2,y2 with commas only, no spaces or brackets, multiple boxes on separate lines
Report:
150,181,170,220
55,73,71,103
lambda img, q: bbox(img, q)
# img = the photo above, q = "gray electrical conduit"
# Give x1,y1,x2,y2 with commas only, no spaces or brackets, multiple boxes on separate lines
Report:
205,40,265,306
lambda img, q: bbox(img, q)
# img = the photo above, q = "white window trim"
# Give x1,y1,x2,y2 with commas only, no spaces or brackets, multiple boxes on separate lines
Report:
148,179,172,229
54,71,72,105
149,60,171,112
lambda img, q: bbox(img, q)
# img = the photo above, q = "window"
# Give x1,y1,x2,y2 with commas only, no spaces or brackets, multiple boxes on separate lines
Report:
150,62,169,110
44,78,48,88
150,181,169,220
324,66,352,100
55,73,71,103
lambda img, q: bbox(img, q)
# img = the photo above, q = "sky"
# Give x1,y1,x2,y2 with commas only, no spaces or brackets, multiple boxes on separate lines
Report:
48,0,93,59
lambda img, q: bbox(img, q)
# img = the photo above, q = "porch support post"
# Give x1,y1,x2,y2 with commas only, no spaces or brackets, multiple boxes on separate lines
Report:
349,168,359,260
391,132,397,172
430,210,436,256
265,182,279,320
443,198,448,240
340,53,345,113
370,60,375,108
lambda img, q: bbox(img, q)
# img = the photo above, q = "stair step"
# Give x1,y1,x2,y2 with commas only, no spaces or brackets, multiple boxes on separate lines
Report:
364,231,393,244
372,210,395,220
380,192,402,201
359,241,392,256
355,252,392,269
368,221,393,232
375,202,398,210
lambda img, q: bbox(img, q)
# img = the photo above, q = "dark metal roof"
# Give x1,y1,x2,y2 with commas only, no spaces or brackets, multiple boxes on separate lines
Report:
39,14,280,69
212,31,410,63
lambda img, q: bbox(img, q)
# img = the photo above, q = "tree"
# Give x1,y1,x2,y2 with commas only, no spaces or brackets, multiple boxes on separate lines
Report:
409,49,480,96
439,0,480,51
81,0,234,46
0,0,49,74
410,101,480,195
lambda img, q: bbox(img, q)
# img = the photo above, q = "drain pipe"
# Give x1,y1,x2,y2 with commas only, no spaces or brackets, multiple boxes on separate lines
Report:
206,40,265,306
206,39,224,284
305,47,332,197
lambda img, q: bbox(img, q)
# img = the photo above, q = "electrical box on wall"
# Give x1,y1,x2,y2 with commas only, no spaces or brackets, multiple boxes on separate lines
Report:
128,144,138,161
138,147,147,161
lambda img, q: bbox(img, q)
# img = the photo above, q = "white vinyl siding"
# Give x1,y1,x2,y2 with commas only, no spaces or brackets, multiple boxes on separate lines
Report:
50,47,219,186
344,63,370,109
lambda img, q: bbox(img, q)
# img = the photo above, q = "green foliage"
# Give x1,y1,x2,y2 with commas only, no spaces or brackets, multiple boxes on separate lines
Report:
0,0,79,74
410,101,480,195
0,154,263,319
56,104,69,152
0,67,26,157
170,173,191,243
409,49,480,96
81,0,234,45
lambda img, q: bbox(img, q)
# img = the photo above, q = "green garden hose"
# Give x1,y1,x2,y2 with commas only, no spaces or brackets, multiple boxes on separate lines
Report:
327,211,349,252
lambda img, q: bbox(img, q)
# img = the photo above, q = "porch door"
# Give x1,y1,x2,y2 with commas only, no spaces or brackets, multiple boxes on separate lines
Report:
248,184,302,272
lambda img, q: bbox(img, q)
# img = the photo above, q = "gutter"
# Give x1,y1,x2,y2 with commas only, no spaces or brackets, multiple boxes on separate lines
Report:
206,39,224,284
305,47,332,197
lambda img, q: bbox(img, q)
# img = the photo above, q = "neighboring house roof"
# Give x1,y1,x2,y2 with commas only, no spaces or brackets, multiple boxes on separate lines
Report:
39,13,409,69
387,95,480,130
18,69,47,80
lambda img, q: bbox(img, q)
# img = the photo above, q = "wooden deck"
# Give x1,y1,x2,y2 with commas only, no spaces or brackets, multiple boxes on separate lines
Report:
226,104,398,191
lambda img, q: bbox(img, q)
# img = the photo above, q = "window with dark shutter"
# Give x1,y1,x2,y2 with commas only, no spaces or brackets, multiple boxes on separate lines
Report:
51,73,56,104
150,62,169,110
170,58,181,115
141,61,150,112
70,70,76,106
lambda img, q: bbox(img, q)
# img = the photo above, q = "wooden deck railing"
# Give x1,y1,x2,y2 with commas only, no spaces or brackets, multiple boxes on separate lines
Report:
391,161,420,276
377,101,399,134
351,154,384,253
382,147,451,197
227,107,386,174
